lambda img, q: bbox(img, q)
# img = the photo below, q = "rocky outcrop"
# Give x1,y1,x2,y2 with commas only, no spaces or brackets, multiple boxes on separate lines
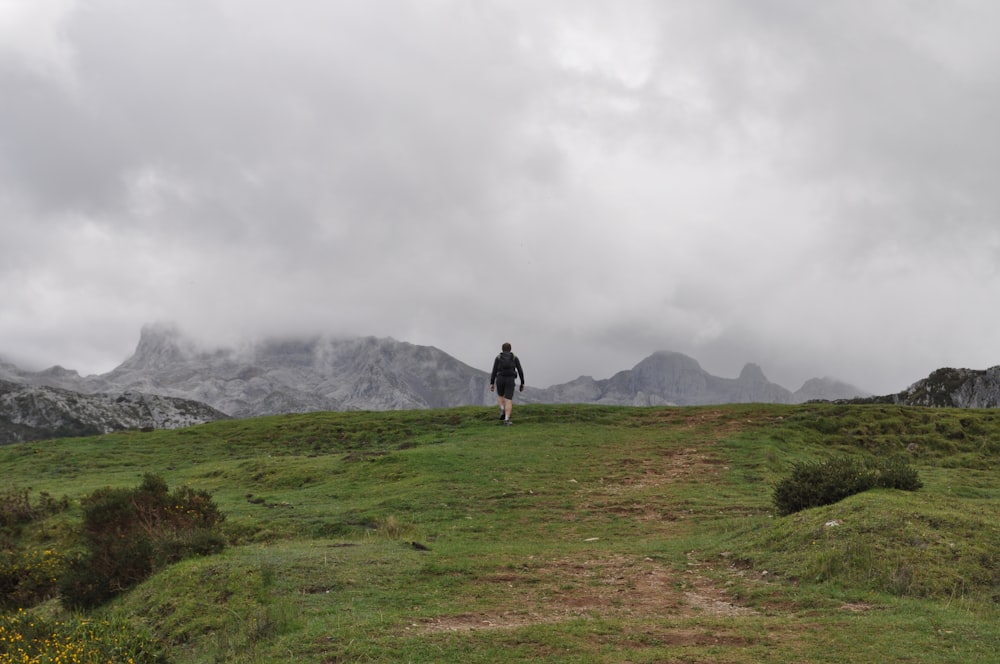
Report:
0,380,228,444
857,367,1000,408
951,368,1000,408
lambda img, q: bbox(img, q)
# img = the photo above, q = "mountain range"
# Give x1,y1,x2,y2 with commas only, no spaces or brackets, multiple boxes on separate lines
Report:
0,324,872,443
6,323,999,445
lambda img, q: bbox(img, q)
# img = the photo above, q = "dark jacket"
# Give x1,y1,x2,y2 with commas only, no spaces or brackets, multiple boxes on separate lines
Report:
490,352,524,385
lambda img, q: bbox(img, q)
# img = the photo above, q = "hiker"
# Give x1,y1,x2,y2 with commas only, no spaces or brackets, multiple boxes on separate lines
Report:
489,342,524,425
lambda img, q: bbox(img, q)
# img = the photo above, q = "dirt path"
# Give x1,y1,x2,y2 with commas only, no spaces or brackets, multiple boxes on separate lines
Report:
413,552,754,634
413,410,758,634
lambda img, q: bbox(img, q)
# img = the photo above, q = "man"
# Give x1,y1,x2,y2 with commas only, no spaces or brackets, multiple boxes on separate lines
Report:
489,342,524,426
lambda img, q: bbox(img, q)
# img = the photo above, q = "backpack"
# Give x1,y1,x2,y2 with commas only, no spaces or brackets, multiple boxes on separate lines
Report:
496,351,517,376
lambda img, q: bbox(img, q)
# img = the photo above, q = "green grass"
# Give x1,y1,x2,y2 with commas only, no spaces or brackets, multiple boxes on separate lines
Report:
2,403,1000,662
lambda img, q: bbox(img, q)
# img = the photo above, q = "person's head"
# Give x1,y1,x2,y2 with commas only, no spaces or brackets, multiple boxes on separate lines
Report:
502,342,512,352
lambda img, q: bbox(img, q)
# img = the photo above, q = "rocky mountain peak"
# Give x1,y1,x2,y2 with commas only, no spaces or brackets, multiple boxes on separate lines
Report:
795,376,871,402
0,358,22,382
633,351,704,380
114,323,195,373
37,365,81,379
138,321,184,348
738,363,767,382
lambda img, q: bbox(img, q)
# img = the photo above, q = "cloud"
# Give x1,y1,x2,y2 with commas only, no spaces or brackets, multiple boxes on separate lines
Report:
2,0,999,395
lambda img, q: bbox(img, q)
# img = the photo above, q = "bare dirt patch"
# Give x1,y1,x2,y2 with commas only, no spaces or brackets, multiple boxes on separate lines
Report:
840,601,881,613
412,553,756,634
599,444,729,498
607,409,756,491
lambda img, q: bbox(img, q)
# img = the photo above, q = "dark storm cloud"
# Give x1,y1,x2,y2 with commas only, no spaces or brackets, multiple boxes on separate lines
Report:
2,0,1000,394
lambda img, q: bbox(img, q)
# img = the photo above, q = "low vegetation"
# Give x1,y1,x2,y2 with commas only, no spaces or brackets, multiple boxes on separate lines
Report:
0,610,167,664
0,403,998,662
772,454,922,515
60,474,225,610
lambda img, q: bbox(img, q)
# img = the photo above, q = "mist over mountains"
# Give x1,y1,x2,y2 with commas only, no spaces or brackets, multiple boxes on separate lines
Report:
0,324,870,442
7,323,1000,443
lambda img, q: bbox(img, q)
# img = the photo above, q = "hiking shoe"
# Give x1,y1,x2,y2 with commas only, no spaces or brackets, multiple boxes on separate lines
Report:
504,419,513,426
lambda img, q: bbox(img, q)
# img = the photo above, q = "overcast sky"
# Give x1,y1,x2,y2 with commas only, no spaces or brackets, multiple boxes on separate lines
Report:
2,0,999,395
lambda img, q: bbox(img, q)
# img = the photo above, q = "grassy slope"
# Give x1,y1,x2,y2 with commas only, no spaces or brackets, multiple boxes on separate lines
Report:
3,403,1000,662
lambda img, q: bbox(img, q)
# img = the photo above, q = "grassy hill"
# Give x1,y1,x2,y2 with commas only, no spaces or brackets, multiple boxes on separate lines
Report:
2,403,999,662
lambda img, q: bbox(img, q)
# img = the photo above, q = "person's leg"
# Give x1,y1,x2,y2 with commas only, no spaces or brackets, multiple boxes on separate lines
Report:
497,377,510,418
497,377,515,423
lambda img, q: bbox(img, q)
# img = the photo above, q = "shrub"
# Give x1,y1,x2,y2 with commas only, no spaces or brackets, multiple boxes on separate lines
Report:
0,488,71,610
0,487,68,531
868,456,922,492
0,547,65,610
60,538,153,610
773,456,921,516
60,474,225,610
153,529,226,568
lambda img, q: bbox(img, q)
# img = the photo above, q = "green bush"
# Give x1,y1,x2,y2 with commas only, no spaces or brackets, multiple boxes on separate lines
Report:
0,487,68,531
154,529,226,568
0,488,71,610
870,455,922,491
0,547,65,609
773,456,922,516
60,474,225,610
61,538,153,610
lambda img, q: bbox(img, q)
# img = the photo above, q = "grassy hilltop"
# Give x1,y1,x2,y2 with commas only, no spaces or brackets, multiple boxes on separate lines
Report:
2,403,1000,662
